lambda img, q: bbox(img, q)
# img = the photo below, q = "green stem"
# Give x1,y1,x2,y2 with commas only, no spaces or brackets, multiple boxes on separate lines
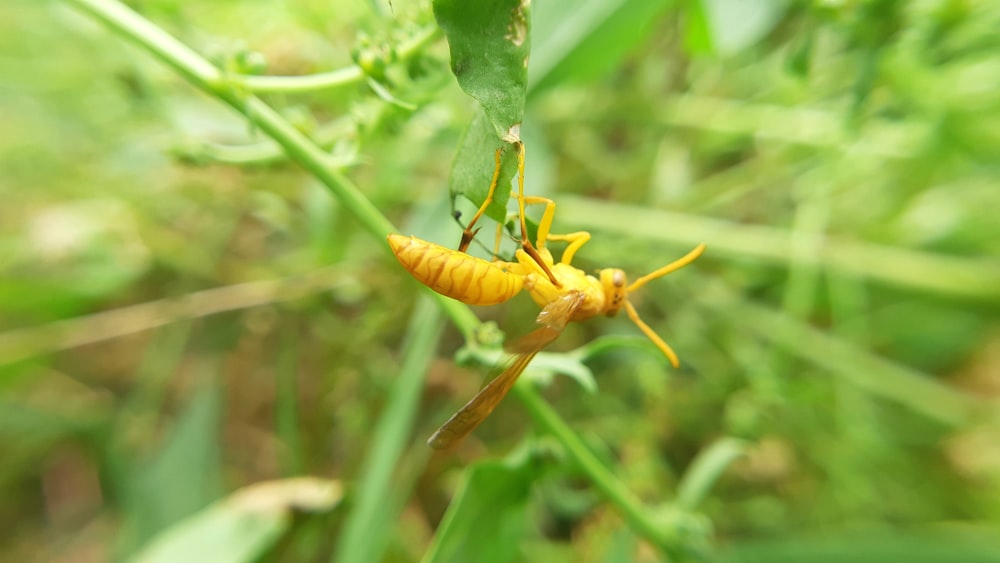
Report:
513,382,676,554
64,0,478,339
239,67,363,94
236,26,441,93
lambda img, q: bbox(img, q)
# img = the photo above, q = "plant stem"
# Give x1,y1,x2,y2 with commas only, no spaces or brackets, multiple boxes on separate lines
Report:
236,25,441,93
513,382,676,554
64,0,478,339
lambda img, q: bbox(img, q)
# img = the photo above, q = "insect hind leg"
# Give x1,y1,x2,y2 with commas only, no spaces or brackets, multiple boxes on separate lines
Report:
546,231,591,266
519,193,592,267
510,142,561,287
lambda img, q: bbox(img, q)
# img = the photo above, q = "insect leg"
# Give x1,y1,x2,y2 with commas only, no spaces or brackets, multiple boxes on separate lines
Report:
511,142,561,286
546,231,591,266
492,221,505,260
521,196,556,250
519,194,592,266
459,147,505,253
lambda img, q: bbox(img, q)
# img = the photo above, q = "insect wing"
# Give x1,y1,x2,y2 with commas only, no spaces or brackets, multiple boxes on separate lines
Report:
427,292,585,450
426,347,540,449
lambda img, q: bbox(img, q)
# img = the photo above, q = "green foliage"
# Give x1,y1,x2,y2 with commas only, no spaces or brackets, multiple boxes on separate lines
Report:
117,378,224,556
530,0,675,91
722,534,1000,563
1,0,999,561
434,0,530,222
132,478,342,563
449,112,519,223
423,458,536,563
334,297,443,563
433,0,530,141
686,0,789,56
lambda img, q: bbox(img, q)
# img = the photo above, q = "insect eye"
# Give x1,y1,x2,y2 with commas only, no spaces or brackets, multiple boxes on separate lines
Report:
612,270,625,288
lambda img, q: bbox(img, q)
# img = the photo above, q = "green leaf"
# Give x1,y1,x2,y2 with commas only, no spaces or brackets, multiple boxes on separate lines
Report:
786,30,814,77
523,350,597,395
455,344,598,395
423,460,537,563
530,0,674,91
433,0,531,141
118,376,224,557
684,0,714,55
450,111,520,223
675,438,748,511
131,478,342,563
687,0,789,56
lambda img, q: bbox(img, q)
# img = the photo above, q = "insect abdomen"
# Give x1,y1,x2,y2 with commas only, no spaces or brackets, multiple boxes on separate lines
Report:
387,234,523,306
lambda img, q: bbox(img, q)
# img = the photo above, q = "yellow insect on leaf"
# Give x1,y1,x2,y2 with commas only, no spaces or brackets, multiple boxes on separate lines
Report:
388,142,705,449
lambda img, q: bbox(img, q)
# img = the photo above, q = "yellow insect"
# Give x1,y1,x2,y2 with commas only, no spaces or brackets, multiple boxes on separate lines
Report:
387,142,705,449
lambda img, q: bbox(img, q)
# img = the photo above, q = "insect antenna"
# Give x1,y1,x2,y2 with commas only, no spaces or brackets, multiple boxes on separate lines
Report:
620,243,706,368
622,299,680,368
627,244,706,292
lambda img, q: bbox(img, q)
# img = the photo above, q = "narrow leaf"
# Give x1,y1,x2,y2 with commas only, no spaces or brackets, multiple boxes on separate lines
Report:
689,0,789,56
132,478,342,563
530,0,674,91
423,460,536,563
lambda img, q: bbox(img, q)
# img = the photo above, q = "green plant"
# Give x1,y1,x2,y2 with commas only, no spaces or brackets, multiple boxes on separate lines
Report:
1,0,998,561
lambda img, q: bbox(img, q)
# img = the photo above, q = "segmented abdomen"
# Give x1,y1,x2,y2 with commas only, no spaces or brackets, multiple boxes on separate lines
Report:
387,234,523,306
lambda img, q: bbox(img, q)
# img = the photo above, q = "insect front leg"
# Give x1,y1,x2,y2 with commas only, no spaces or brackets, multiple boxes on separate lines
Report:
458,147,505,253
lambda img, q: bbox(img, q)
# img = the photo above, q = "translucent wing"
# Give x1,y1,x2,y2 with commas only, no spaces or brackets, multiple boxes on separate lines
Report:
427,292,586,449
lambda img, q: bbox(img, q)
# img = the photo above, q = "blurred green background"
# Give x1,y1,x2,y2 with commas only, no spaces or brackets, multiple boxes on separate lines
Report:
2,0,999,561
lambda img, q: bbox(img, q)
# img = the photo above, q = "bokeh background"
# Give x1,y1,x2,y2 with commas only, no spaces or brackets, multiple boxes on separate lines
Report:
2,0,999,561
